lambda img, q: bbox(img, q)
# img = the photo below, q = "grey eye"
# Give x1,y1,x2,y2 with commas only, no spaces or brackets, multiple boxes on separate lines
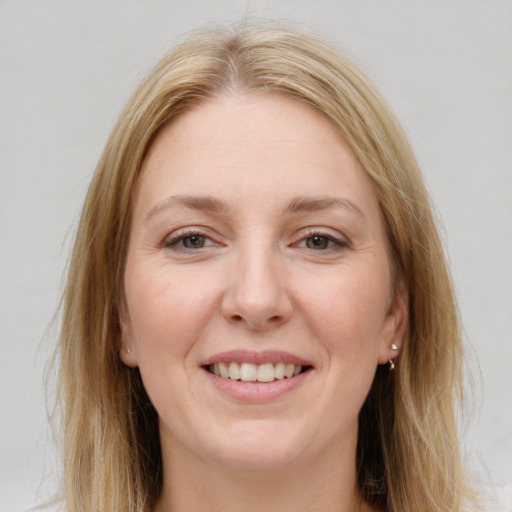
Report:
305,235,331,250
182,235,207,248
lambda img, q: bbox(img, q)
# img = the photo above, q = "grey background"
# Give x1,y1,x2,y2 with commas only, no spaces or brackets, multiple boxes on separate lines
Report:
1,1,511,510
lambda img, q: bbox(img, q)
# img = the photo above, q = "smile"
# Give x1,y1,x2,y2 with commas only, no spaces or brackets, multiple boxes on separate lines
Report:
207,362,309,382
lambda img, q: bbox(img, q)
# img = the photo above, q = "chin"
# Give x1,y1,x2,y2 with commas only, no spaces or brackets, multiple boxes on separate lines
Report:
214,446,302,474
201,420,307,472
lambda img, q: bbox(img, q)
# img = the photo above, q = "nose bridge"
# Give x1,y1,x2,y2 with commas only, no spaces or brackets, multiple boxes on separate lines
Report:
222,237,291,330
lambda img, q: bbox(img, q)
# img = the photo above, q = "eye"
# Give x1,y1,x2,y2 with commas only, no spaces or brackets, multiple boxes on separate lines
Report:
305,235,335,250
163,230,216,250
180,234,208,249
294,229,349,252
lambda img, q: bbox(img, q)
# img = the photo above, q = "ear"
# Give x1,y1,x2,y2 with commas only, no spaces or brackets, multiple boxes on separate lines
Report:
119,309,139,368
377,280,408,365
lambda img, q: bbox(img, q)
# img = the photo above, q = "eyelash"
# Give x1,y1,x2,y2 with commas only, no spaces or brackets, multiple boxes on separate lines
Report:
295,229,349,252
163,229,217,250
163,227,348,253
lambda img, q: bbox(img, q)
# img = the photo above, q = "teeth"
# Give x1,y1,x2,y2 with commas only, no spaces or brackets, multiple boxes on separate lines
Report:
240,362,257,381
209,361,304,382
275,362,285,379
228,361,240,380
284,363,295,378
257,363,275,382
219,362,229,378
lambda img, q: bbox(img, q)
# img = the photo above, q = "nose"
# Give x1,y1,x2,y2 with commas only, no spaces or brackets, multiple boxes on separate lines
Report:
221,245,293,331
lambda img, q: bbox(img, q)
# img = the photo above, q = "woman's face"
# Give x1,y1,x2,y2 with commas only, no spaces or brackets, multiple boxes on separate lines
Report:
121,93,406,472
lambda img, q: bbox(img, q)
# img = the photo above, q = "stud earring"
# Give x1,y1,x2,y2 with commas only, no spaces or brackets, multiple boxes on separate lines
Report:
391,343,398,350
126,347,131,354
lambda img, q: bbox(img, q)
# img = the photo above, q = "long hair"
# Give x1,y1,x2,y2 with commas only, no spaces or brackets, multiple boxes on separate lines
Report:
58,24,470,511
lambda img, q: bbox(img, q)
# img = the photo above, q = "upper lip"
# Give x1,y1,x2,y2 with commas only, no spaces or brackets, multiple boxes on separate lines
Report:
201,350,314,367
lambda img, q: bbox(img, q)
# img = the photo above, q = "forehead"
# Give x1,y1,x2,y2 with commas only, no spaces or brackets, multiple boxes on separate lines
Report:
135,93,380,219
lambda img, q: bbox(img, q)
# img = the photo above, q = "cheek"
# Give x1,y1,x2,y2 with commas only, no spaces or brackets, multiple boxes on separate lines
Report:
124,265,218,363
123,266,219,420
297,266,390,362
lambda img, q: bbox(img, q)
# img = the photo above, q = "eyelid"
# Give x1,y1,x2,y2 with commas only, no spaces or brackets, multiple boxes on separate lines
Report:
162,227,219,250
292,227,350,250
161,226,349,252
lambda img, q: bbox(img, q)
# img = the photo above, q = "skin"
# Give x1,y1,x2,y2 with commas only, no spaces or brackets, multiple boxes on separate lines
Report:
120,93,406,512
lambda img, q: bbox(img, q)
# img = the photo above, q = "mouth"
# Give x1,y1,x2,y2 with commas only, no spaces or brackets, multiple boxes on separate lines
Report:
205,361,313,383
201,351,314,402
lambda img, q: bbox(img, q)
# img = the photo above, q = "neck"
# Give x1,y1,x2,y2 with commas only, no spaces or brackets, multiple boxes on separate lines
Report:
153,432,377,512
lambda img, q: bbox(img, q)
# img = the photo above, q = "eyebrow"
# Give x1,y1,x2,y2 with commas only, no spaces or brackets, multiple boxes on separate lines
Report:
144,194,366,222
284,196,366,221
145,195,227,222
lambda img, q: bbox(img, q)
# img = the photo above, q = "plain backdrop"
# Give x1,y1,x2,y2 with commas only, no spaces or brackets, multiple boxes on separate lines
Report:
1,1,511,510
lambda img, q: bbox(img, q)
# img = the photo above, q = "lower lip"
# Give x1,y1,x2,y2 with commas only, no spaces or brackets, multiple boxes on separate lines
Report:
202,368,312,403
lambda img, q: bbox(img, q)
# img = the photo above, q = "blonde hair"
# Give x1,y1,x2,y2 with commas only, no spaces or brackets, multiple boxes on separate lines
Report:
58,24,471,512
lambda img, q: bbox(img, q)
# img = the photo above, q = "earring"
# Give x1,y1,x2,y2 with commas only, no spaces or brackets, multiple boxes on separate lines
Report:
389,343,398,370
126,347,131,354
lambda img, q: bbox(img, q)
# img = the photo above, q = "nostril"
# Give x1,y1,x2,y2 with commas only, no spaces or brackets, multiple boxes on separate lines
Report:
229,313,282,327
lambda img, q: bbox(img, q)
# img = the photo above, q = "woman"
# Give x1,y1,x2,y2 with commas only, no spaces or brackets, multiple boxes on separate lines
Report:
57,25,474,511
